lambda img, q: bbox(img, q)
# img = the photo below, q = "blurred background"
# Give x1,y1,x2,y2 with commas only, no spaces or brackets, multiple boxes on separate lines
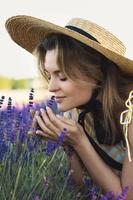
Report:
0,0,133,106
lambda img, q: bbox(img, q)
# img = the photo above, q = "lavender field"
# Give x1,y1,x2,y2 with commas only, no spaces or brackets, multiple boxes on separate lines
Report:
0,89,129,200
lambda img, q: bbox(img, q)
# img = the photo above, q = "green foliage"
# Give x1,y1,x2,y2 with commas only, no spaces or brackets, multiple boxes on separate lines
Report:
11,79,29,89
0,76,12,89
0,141,82,200
0,76,29,89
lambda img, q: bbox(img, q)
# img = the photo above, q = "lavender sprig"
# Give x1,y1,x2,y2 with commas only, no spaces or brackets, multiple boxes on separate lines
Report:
0,96,5,109
28,88,34,109
99,186,129,200
45,128,67,156
117,186,129,200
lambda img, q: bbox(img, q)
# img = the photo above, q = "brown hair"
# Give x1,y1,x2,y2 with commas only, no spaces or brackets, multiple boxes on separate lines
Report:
34,32,133,144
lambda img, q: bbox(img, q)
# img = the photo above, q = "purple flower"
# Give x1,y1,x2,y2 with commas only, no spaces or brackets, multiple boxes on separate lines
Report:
0,96,5,109
100,191,115,200
32,195,40,200
0,140,8,160
45,128,67,156
28,88,34,109
117,186,129,200
99,186,129,200
45,140,57,156
7,97,13,116
46,96,58,113
99,196,108,200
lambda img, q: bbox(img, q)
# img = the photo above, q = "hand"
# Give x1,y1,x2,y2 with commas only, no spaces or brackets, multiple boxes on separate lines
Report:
35,106,87,147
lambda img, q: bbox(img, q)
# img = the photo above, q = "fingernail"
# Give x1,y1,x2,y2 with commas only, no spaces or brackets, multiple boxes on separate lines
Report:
40,108,44,113
56,114,62,118
36,130,40,134
46,106,50,110
28,131,34,135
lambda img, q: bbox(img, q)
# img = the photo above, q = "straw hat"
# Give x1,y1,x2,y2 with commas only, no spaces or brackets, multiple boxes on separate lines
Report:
5,15,133,75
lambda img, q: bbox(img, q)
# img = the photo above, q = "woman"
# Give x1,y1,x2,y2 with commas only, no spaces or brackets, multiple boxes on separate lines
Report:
5,16,133,198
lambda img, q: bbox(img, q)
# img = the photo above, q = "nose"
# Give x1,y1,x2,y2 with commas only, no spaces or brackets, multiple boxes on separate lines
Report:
48,77,60,93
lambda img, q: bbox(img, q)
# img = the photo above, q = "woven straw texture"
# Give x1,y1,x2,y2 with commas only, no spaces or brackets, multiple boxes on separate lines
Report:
5,15,133,75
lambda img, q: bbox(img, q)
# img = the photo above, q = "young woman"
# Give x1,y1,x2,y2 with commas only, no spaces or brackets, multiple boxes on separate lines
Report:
5,16,133,198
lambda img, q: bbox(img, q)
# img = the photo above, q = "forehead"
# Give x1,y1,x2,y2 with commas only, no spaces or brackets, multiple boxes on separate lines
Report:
45,49,59,73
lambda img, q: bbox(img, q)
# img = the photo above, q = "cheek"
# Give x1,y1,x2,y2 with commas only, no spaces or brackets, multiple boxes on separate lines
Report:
68,90,91,106
74,87,93,99
61,82,93,102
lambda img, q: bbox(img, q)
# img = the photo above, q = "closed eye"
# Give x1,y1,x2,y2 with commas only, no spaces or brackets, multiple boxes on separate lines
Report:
60,77,67,81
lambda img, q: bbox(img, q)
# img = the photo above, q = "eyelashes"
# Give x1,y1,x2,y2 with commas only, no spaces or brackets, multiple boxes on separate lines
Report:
46,75,67,82
59,78,67,81
48,77,67,82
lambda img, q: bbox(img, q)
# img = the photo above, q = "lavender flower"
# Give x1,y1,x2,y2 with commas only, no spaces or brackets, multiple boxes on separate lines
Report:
99,186,129,200
1,89,127,199
28,88,34,109
47,96,55,107
117,186,129,200
99,190,115,200
0,140,8,160
46,96,58,113
0,96,5,109
64,169,77,187
32,195,40,200
7,97,13,116
99,195,108,200
45,128,67,156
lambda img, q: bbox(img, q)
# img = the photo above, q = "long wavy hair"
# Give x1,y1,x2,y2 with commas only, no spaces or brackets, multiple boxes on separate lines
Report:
34,32,133,144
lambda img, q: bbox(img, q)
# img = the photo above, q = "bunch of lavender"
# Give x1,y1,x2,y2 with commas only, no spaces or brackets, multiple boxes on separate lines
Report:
0,90,83,200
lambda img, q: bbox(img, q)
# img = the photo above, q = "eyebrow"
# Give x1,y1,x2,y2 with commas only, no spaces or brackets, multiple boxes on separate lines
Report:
45,69,61,75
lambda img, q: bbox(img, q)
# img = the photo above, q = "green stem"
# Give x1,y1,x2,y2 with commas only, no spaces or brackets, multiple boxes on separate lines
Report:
11,166,22,200
46,150,58,168
27,176,43,200
33,157,47,179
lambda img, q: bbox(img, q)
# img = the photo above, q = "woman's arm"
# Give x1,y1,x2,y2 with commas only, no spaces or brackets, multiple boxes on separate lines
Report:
35,107,133,198
74,136,122,196
74,123,133,199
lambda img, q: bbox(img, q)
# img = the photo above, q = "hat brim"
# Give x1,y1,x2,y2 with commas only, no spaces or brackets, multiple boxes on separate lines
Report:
5,15,133,75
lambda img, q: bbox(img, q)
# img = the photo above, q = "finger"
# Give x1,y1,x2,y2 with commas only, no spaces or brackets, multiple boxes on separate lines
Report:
36,129,58,141
35,115,59,138
36,129,72,145
27,130,35,136
45,106,67,129
56,114,74,126
40,108,60,134
29,111,40,135
36,130,53,140
32,111,40,129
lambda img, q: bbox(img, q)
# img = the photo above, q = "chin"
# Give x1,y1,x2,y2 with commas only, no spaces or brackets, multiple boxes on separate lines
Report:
57,105,73,112
58,107,69,112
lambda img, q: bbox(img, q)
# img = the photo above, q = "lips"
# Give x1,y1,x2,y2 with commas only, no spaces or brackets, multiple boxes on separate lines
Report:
55,96,66,99
55,96,66,102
